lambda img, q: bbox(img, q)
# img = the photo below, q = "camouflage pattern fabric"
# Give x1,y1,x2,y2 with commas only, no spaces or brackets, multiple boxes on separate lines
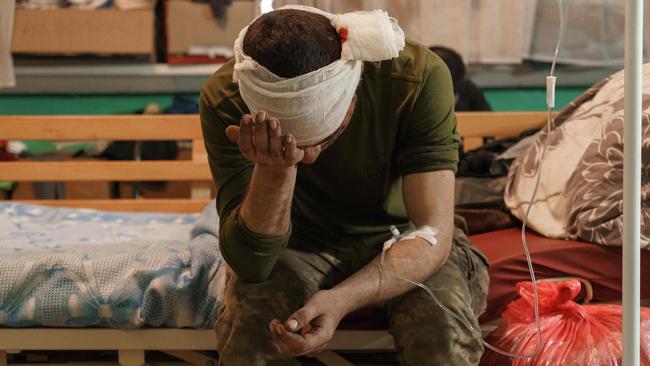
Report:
214,227,489,366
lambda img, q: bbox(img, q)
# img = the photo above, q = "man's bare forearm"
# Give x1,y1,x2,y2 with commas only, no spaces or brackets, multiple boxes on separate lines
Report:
240,164,297,235
331,234,452,313
332,170,455,313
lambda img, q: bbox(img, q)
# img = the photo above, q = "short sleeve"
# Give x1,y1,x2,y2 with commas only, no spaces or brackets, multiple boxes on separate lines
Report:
397,54,460,175
200,87,252,219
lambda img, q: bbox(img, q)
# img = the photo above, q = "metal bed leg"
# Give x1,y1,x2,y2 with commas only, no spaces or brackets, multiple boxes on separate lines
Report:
314,351,354,366
118,350,145,366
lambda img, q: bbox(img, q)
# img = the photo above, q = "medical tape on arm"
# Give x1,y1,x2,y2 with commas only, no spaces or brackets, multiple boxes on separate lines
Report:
382,225,438,252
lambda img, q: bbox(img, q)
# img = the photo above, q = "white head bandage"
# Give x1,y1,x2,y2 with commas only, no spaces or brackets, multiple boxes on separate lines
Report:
233,5,405,147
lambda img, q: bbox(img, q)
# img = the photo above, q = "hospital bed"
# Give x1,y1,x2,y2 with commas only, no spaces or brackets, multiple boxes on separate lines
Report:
0,112,605,366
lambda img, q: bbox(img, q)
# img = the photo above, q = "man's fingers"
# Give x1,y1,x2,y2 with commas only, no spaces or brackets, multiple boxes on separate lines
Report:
225,125,240,143
270,318,321,357
234,112,326,166
302,145,322,164
277,326,325,357
270,315,334,357
238,115,255,159
270,321,305,355
268,118,283,160
286,306,317,333
235,112,321,167
270,325,291,355
291,323,330,356
254,111,269,153
284,135,304,165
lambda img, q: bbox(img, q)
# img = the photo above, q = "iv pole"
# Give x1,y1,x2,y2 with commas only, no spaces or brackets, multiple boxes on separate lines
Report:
623,0,643,364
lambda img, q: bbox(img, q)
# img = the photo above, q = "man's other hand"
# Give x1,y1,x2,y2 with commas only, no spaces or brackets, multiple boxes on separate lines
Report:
268,290,347,358
225,111,323,165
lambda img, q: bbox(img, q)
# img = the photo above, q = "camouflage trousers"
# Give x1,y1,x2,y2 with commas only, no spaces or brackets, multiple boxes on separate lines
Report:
214,225,489,366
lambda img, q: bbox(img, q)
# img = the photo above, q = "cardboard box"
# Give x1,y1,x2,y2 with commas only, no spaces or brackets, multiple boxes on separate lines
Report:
166,0,256,55
11,8,155,55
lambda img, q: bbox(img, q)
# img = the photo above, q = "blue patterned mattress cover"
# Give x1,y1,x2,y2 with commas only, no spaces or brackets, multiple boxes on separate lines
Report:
0,201,224,329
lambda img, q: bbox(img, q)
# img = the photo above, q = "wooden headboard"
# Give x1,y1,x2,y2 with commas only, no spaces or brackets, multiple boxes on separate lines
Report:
0,112,548,212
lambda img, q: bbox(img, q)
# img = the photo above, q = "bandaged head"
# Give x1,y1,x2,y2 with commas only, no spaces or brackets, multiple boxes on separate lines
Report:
233,5,406,147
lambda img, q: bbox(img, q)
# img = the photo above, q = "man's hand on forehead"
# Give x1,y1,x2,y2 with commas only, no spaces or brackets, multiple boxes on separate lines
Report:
225,111,323,166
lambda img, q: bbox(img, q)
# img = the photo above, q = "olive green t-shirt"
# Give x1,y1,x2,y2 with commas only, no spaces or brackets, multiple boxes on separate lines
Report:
200,40,460,281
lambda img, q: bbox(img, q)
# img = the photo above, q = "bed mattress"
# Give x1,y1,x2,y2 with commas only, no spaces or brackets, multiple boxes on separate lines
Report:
0,201,224,329
470,228,650,322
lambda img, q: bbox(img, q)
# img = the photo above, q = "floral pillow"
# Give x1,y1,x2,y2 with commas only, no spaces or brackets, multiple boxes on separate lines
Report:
505,64,650,249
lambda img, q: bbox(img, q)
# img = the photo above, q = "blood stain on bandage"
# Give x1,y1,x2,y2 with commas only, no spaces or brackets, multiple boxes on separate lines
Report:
338,27,348,43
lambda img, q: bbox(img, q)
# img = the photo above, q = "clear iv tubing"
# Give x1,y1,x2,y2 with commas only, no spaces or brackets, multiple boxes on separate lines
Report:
379,0,567,359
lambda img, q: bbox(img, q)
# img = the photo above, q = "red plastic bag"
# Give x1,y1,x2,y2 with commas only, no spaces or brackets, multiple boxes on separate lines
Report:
481,279,650,366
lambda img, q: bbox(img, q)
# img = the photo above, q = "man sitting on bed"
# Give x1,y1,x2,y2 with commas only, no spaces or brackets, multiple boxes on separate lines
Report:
200,6,489,366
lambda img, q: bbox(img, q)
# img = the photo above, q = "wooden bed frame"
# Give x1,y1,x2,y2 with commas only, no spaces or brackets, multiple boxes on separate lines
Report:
0,112,549,366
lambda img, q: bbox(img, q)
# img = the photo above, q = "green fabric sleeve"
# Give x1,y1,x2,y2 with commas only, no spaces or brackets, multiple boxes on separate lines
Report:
200,83,290,282
397,53,460,176
218,206,291,283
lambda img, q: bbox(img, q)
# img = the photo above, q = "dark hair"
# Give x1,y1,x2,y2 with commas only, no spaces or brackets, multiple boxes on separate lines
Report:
243,9,342,78
429,46,466,94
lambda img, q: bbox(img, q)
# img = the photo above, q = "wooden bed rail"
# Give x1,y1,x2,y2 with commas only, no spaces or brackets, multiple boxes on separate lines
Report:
0,112,549,212
0,112,548,140
0,115,210,184
456,111,549,151
18,199,213,213
456,111,549,137
2,161,212,182
0,115,202,140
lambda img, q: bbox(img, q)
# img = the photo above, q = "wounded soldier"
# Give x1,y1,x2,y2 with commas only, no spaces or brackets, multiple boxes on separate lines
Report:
200,5,489,365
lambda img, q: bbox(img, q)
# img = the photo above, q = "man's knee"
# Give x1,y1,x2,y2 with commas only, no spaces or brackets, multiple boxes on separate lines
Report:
388,243,487,365
226,249,322,307
452,231,490,317
214,248,324,364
